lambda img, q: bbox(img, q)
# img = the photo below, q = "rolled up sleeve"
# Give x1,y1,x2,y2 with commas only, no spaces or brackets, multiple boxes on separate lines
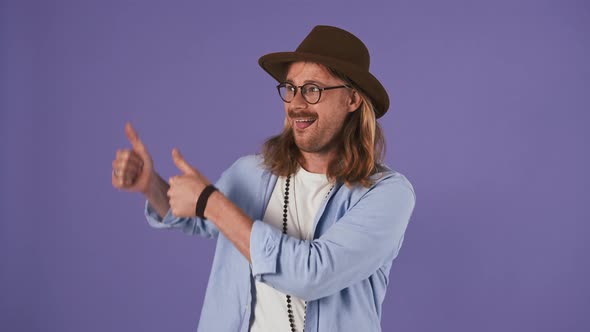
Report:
145,201,178,228
144,201,219,239
250,220,284,279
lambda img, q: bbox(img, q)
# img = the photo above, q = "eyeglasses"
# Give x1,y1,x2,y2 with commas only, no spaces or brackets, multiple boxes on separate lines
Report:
276,82,351,104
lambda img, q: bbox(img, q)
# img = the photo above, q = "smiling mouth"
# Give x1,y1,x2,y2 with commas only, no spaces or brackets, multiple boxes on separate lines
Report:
294,118,316,130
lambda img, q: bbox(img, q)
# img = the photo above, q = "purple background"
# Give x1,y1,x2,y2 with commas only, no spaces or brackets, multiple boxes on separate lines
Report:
1,0,589,331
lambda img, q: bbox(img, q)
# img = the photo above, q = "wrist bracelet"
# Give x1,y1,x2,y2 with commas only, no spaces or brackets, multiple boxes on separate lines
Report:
195,185,218,219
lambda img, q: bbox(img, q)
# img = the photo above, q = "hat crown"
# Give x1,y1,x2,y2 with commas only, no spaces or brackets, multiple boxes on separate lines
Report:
296,25,370,70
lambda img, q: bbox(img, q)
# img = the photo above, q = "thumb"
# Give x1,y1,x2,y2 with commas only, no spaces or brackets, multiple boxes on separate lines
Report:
172,148,195,175
125,122,148,154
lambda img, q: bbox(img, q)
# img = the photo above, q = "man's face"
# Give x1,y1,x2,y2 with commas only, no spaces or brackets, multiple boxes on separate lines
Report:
284,62,357,156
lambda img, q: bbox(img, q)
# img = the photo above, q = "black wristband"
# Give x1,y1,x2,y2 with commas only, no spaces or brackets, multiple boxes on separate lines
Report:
195,185,218,219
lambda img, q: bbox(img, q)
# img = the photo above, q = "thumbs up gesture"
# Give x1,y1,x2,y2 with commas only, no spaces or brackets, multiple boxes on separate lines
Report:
111,122,155,194
167,148,212,217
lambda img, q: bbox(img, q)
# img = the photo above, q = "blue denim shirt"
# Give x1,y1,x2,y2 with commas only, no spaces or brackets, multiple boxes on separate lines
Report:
145,154,416,332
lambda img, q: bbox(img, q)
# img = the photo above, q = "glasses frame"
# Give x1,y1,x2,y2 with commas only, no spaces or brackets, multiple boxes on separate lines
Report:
276,82,352,104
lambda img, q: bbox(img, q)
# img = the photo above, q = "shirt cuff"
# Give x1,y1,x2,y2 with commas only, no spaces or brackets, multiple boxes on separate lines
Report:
250,220,282,281
144,201,176,229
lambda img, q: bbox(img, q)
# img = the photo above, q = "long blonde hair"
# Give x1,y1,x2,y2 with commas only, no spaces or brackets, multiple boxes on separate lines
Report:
261,67,385,187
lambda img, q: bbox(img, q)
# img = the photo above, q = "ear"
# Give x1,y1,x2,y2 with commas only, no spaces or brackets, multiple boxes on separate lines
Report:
347,89,363,113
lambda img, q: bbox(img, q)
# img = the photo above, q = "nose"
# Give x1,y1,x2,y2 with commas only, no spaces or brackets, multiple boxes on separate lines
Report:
289,88,308,110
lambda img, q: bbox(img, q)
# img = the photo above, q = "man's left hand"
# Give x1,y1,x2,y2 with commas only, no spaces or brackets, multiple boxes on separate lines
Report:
168,148,211,217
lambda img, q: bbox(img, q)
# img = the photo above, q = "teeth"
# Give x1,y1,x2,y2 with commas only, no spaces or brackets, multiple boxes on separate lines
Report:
295,119,315,123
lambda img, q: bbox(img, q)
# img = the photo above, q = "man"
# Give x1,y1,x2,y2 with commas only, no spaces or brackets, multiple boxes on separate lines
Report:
112,25,416,332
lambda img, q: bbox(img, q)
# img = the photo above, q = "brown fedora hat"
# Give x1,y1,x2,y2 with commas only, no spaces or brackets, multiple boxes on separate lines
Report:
258,25,389,118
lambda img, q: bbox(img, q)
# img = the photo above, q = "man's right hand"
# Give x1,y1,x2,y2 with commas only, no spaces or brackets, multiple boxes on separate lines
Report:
112,122,154,194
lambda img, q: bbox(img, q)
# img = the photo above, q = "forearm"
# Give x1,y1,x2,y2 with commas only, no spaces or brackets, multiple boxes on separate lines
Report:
205,191,253,262
144,172,170,219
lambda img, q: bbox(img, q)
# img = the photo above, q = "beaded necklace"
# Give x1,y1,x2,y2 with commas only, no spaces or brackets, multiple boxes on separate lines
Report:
282,174,334,332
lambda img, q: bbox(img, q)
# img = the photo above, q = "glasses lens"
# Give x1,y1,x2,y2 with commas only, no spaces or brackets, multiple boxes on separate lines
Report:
278,83,295,102
301,84,321,104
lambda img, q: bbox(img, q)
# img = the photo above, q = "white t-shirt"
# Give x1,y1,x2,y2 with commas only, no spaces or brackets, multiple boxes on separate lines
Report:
250,166,333,332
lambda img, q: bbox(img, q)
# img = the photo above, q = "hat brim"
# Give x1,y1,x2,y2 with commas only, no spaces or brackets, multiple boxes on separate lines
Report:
259,52,389,118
